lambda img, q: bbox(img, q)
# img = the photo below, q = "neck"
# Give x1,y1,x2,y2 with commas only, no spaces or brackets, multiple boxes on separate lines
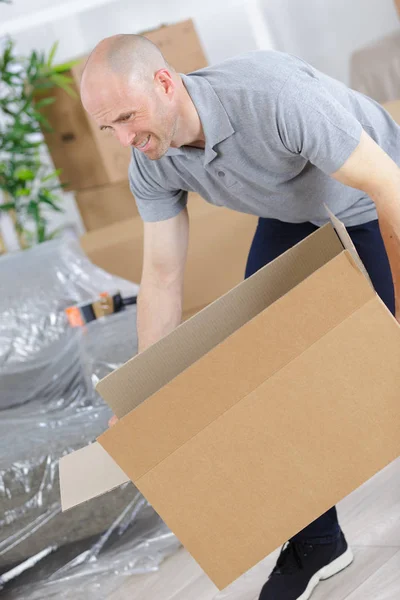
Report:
171,77,205,148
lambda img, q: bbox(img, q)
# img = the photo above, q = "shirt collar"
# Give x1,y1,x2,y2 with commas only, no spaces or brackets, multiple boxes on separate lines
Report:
165,73,235,165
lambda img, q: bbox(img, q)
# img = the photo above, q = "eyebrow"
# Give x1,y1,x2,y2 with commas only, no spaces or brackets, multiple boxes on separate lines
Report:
99,112,135,130
112,111,135,124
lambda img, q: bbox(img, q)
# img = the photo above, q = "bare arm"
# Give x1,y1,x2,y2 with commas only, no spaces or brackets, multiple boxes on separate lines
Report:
331,129,400,320
108,208,188,427
137,207,189,352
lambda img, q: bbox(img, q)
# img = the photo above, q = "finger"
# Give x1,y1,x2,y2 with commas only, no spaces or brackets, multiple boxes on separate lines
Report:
108,415,118,427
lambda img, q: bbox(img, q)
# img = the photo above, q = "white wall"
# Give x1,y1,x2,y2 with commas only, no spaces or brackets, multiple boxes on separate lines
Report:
260,0,399,84
1,0,397,78
0,0,265,64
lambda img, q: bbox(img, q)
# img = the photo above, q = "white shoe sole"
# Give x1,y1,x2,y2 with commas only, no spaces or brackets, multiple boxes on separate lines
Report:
296,547,354,600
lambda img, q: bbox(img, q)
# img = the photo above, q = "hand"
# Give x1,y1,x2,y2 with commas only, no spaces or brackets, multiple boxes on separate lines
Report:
108,414,118,427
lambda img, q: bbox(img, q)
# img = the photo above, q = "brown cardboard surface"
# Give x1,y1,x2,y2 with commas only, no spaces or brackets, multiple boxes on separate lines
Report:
74,180,138,231
97,251,373,478
80,193,257,315
384,99,400,123
129,298,400,589
325,205,373,286
143,20,208,75
37,19,207,191
59,442,129,512
96,224,342,419
80,214,143,280
97,256,400,589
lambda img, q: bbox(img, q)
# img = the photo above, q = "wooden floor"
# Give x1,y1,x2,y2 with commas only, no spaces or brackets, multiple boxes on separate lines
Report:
110,457,400,600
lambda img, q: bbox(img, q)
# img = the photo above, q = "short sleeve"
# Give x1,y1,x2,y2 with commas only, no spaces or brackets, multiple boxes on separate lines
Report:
128,151,187,222
276,71,363,175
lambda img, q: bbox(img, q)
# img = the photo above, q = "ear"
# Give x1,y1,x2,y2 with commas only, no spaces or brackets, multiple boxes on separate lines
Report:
154,69,175,97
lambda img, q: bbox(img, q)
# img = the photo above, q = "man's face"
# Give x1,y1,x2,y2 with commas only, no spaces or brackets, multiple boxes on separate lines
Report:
84,75,178,160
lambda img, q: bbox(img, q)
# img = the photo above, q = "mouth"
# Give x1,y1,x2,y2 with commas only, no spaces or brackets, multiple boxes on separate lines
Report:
134,135,151,151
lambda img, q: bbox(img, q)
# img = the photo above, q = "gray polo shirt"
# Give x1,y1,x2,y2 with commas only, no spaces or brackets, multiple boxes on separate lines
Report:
128,50,400,227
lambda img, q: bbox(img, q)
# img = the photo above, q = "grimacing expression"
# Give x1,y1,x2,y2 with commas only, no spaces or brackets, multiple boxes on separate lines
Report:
90,79,178,160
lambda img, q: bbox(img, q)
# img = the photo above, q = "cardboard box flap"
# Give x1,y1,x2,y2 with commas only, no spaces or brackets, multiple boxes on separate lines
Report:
97,250,374,481
96,224,343,419
59,442,129,511
325,205,373,286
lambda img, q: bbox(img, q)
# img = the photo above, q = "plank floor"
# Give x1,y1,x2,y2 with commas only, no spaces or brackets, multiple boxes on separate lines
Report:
109,457,400,600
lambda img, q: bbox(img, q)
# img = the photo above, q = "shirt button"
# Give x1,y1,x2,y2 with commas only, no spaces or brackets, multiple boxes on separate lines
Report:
218,170,225,178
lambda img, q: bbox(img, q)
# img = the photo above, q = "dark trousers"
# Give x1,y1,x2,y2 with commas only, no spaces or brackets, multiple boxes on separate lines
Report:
245,217,395,543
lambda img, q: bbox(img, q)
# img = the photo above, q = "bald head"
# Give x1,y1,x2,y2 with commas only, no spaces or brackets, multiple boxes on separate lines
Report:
81,34,170,94
79,34,198,160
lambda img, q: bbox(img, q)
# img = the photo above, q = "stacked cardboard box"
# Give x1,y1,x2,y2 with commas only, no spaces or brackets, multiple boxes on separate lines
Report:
74,181,138,231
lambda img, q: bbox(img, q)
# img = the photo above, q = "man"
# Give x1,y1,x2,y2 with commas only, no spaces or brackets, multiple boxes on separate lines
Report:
81,34,400,600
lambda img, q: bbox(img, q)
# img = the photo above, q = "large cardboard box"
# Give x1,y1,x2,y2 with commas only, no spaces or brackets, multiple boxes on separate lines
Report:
61,221,400,589
80,193,257,317
74,180,138,231
39,19,208,191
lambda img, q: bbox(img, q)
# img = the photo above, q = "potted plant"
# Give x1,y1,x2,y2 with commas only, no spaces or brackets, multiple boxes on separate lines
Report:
0,27,77,250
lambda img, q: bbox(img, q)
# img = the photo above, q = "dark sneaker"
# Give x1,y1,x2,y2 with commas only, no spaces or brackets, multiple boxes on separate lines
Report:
259,531,353,600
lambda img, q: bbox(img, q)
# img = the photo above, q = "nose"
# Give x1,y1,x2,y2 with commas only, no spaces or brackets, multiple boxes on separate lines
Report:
116,128,136,148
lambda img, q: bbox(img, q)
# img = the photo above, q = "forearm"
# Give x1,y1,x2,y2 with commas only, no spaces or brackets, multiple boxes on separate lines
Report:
136,277,183,353
376,207,400,315
369,172,400,315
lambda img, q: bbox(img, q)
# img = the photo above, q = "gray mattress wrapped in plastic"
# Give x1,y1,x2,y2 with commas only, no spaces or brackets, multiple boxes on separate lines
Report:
0,238,180,599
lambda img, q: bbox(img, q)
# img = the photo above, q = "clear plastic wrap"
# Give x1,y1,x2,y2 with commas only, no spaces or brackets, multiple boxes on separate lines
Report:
0,237,180,599
0,236,138,408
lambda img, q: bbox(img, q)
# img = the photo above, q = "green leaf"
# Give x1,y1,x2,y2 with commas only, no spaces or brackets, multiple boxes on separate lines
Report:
34,97,56,109
52,59,79,73
30,50,38,67
47,42,58,68
31,81,55,91
61,84,77,98
36,217,47,243
39,195,63,212
46,226,63,240
27,200,39,218
16,188,31,197
0,202,17,211
34,112,52,129
13,166,35,181
50,73,73,84
49,73,76,96
41,168,62,182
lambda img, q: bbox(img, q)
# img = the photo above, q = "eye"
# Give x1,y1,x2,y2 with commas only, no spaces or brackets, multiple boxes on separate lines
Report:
120,113,133,122
100,125,112,131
